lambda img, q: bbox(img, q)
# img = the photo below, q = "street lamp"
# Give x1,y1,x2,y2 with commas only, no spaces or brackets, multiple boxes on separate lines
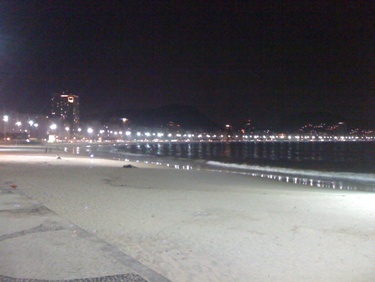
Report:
121,118,128,130
48,124,57,143
15,121,22,133
64,127,70,140
87,127,94,141
34,123,39,138
28,120,34,138
3,115,8,141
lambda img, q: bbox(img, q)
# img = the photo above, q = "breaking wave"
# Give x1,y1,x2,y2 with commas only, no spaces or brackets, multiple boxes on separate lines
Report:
207,161,375,186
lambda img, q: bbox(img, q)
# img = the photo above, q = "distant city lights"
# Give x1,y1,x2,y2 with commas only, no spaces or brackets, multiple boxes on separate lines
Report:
1,110,374,144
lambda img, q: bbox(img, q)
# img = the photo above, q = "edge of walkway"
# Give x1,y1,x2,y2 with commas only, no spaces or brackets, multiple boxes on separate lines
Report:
0,185,171,282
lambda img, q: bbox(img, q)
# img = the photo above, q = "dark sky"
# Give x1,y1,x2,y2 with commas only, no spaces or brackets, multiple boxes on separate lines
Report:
0,0,374,127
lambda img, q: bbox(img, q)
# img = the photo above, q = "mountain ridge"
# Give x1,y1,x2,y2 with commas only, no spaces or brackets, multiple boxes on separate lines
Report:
82,104,220,130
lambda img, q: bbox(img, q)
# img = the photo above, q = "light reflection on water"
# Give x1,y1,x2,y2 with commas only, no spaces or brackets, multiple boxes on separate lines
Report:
116,157,373,192
62,143,375,192
135,158,371,191
115,142,375,172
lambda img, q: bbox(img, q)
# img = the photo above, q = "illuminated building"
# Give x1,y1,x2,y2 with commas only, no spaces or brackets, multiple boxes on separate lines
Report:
51,91,80,137
242,119,254,134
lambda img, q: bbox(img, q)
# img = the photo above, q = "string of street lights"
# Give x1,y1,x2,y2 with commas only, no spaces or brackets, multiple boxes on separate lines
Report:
2,114,375,143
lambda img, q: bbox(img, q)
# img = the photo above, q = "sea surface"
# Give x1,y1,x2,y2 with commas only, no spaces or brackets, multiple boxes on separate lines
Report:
69,141,375,192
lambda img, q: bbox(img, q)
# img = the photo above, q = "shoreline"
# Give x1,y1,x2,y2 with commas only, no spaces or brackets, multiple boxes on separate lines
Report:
2,144,375,192
60,143,375,192
1,150,375,281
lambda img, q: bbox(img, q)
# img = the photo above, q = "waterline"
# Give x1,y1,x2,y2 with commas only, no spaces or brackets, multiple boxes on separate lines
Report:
64,143,375,192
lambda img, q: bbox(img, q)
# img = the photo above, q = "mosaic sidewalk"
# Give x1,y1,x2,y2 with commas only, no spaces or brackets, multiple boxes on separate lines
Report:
0,185,170,282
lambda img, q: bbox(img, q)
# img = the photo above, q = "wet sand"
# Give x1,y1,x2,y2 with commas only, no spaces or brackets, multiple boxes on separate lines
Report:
1,151,374,281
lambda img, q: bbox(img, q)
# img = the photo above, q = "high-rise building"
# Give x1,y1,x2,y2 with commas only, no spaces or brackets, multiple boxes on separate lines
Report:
51,91,80,136
242,119,254,134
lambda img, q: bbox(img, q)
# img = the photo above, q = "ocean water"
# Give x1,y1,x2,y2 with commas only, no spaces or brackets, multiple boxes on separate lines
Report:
72,141,375,192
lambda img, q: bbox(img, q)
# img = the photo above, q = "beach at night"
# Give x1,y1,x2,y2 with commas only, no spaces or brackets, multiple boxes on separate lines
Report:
1,149,374,281
1,2,374,280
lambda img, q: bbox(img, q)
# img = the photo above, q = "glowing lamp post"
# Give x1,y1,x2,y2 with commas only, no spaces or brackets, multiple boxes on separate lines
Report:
121,118,128,131
49,124,57,143
34,123,39,138
65,127,70,140
16,121,22,128
3,115,9,141
87,128,93,141
28,120,34,138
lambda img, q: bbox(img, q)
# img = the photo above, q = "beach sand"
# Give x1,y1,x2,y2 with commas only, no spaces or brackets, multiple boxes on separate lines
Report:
1,151,374,281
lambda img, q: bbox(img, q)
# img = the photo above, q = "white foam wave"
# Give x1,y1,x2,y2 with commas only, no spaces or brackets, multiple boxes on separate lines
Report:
116,151,151,158
207,161,375,184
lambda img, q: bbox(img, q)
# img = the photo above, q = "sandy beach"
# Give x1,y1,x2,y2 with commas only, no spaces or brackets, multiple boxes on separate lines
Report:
1,150,374,282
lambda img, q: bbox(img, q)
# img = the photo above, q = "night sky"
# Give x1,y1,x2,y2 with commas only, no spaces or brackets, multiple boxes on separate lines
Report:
0,0,374,127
